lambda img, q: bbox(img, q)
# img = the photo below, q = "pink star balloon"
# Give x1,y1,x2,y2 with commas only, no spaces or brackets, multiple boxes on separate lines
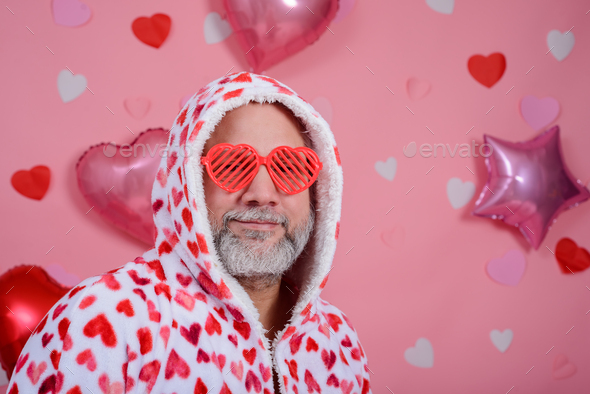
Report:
472,125,590,249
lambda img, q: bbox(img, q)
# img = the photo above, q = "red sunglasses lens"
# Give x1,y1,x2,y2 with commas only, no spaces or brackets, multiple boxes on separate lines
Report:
208,145,258,192
268,147,321,194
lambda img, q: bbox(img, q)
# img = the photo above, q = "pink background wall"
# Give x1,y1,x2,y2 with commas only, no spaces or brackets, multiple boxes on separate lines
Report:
2,0,590,392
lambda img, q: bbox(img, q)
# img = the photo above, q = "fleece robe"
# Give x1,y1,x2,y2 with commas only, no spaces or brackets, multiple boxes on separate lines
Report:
7,71,372,394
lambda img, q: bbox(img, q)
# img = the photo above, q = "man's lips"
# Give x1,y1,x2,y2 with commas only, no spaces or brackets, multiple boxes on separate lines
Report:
235,220,279,229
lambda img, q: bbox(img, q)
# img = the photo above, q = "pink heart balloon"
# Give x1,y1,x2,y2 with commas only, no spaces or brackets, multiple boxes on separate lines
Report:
520,95,560,131
76,129,168,245
223,0,338,73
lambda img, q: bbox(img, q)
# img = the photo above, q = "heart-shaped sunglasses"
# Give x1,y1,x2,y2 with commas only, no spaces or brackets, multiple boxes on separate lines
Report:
201,143,323,195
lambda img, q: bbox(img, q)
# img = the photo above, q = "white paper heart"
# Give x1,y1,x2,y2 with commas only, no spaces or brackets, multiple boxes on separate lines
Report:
425,0,454,14
404,338,434,368
375,157,397,181
490,329,513,353
446,177,475,209
124,97,151,119
547,29,575,61
57,69,87,103
204,12,233,45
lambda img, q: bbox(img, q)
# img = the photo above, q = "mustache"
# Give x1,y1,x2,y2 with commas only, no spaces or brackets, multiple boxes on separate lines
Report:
222,207,289,228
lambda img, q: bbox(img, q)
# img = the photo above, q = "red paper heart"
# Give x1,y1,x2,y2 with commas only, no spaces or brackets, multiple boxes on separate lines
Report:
555,238,590,274
11,165,51,200
468,52,506,88
132,13,171,48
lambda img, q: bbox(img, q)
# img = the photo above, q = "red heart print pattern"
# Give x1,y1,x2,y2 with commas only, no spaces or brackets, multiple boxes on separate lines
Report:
165,349,191,379
176,273,192,287
197,349,210,363
289,333,305,354
327,373,339,387
230,360,244,380
304,370,321,393
306,337,319,352
245,370,262,393
321,349,336,370
15,353,29,374
286,359,298,381
340,379,353,394
98,372,124,394
42,332,54,347
50,351,61,369
205,313,222,335
147,300,161,322
139,360,161,393
159,326,170,348
83,314,117,347
76,349,97,371
180,323,201,346
52,304,67,320
137,327,153,355
259,363,271,382
233,320,251,340
243,347,256,365
211,352,226,371
27,361,47,385
116,299,135,317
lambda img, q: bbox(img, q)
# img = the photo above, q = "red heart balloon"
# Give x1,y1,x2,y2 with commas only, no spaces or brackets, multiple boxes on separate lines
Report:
223,0,338,73
555,238,590,274
0,265,71,380
132,13,171,48
468,52,506,88
76,128,168,245
11,165,51,200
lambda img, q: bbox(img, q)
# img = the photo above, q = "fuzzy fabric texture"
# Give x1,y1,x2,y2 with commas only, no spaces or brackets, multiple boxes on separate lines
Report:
7,72,371,394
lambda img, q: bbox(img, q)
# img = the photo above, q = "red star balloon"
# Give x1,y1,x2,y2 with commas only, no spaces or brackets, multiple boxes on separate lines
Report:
472,125,590,249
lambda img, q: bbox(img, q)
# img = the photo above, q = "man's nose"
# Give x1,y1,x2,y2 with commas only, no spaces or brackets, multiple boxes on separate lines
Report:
240,164,280,205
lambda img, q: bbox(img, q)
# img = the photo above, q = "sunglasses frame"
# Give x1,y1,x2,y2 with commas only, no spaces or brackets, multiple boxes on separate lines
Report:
200,143,323,195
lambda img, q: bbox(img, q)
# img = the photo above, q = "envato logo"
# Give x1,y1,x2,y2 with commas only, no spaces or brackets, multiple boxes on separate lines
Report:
403,140,493,158
102,142,196,158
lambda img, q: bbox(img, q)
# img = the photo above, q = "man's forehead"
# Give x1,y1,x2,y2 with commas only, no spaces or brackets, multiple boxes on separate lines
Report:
204,103,307,153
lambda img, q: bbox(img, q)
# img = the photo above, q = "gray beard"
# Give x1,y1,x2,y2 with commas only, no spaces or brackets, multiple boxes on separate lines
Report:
210,206,315,290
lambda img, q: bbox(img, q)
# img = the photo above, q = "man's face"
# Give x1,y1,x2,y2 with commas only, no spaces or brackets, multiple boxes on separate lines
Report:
203,102,315,285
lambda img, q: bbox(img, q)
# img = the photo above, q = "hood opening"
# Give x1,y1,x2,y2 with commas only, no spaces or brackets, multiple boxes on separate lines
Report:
152,72,343,344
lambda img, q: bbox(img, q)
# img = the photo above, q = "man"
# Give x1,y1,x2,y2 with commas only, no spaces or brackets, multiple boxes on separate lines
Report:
8,72,371,394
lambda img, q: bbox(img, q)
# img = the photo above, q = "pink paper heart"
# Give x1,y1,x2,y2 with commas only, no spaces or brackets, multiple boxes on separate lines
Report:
52,0,92,27
76,129,168,245
406,77,431,100
520,95,560,131
124,97,151,119
380,227,405,250
486,250,526,286
552,354,577,380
